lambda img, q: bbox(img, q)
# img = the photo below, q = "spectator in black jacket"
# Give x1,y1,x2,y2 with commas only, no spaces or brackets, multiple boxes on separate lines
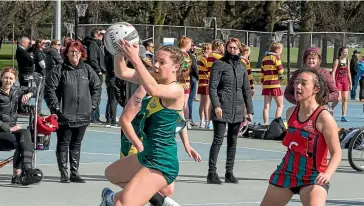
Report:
32,40,48,115
0,67,43,185
84,28,106,124
16,37,34,86
351,50,360,100
44,41,101,183
104,49,118,127
207,38,254,184
45,39,63,73
187,42,199,128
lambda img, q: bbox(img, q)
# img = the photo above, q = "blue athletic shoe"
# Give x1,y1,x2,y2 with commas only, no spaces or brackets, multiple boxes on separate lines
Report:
100,187,114,206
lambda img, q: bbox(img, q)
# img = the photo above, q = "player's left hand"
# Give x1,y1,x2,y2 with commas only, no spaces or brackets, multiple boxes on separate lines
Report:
185,146,201,162
118,39,140,61
316,172,332,185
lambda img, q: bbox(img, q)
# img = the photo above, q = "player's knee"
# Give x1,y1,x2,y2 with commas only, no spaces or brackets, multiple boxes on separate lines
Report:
160,184,175,197
104,165,115,183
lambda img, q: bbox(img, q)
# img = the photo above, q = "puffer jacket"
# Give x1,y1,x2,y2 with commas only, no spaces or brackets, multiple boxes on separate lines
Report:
44,60,101,127
209,53,254,123
0,86,35,132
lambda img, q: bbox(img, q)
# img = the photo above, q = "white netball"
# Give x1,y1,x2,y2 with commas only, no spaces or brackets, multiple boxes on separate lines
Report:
104,22,139,56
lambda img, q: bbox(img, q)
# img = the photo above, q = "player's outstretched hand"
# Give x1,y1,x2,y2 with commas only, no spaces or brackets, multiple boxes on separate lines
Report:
185,146,201,162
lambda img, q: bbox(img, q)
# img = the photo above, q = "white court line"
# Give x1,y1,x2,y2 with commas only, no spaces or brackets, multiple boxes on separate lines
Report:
182,202,260,205
181,197,364,206
86,129,285,154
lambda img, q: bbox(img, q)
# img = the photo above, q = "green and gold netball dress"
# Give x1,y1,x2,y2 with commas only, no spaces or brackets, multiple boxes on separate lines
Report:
120,111,145,158
137,96,186,185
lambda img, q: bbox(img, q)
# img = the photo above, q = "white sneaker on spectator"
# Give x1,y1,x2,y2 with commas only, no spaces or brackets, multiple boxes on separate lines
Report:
199,120,206,128
187,120,192,130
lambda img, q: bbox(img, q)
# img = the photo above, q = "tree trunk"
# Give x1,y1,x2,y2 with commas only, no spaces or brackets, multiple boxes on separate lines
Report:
153,1,166,49
297,1,315,68
256,1,280,68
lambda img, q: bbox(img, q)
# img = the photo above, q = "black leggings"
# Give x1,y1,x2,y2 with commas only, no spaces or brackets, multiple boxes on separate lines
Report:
208,121,241,173
0,129,34,169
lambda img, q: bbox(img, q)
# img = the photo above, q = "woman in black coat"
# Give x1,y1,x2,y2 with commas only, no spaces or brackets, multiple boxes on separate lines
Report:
44,41,101,183
0,67,43,185
207,38,254,184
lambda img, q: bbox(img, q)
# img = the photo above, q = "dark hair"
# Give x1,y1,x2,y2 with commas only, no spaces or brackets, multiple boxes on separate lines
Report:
90,27,101,38
296,68,329,105
63,40,87,61
337,47,348,58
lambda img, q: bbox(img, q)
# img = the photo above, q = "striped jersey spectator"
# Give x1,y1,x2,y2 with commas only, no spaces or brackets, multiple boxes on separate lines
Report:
198,40,224,129
260,43,284,125
240,44,254,96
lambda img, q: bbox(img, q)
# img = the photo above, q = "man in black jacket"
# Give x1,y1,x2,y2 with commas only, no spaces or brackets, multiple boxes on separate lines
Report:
104,49,118,127
16,37,34,86
84,28,106,124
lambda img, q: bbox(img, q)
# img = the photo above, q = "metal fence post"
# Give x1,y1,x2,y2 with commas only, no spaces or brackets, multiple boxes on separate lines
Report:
246,31,249,45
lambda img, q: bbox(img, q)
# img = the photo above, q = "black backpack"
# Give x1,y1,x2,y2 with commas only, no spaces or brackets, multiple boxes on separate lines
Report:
263,117,287,140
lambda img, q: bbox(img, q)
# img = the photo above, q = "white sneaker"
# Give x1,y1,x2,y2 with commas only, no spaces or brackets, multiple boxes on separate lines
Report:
187,120,192,130
199,120,206,128
163,197,180,206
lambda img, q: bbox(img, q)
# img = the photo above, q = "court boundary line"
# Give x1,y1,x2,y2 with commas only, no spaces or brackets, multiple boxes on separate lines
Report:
86,129,285,154
181,197,364,205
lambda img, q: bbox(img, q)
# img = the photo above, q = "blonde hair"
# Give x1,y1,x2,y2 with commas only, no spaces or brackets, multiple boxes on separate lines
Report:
241,44,250,54
225,38,243,52
269,42,283,53
211,39,224,51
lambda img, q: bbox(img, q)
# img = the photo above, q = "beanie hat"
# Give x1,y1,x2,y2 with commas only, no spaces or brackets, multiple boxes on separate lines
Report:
303,47,322,63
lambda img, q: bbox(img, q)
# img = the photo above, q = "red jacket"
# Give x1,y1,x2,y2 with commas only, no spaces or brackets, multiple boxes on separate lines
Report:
284,68,339,104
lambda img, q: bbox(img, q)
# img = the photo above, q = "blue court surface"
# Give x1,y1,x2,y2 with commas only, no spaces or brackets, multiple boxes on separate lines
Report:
0,85,363,206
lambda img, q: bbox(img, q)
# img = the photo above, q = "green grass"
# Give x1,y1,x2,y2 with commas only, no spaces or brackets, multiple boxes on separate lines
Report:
0,44,16,56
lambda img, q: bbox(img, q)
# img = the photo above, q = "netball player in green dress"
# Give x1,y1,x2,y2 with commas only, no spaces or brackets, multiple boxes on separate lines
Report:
100,41,200,206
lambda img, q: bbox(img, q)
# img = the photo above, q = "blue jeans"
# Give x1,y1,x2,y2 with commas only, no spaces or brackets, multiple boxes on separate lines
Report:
188,77,197,120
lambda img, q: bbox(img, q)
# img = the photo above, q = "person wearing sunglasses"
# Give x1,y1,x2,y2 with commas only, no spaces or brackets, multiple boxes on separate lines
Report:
45,40,64,73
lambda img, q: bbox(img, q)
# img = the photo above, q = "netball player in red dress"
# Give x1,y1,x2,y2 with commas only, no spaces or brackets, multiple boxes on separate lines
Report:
261,69,342,206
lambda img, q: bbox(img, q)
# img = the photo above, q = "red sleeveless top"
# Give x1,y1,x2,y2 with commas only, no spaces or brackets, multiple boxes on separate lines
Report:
282,105,328,173
269,105,329,188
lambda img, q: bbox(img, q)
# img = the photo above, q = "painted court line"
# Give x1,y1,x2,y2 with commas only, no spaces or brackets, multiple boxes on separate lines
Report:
86,129,285,154
181,197,364,206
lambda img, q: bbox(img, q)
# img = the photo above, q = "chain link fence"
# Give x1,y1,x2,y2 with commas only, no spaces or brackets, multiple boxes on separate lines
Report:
3,23,364,70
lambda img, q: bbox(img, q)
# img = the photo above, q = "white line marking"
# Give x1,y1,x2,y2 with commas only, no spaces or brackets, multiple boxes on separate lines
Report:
181,197,364,206
182,202,261,205
86,129,285,154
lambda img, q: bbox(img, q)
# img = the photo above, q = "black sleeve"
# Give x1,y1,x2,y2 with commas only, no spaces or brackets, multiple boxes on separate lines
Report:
114,78,126,107
241,64,254,114
52,49,64,65
44,65,62,113
87,65,102,109
350,58,358,76
189,54,199,80
87,43,101,74
209,61,223,108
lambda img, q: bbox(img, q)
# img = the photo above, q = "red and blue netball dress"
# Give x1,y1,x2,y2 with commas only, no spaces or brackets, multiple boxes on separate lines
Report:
269,106,329,193
335,59,349,91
